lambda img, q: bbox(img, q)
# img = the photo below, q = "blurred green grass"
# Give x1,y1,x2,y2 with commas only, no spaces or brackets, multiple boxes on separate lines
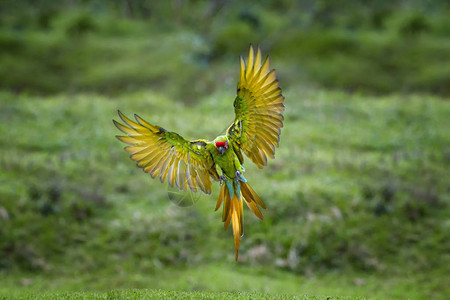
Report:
1,89,448,299
0,2,449,96
0,288,367,300
0,263,441,299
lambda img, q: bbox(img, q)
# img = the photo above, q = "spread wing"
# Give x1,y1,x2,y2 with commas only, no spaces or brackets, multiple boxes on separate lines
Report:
227,45,285,168
114,111,218,194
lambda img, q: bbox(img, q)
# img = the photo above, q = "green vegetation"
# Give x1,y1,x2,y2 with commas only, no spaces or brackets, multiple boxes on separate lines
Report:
0,1,449,299
0,287,367,300
1,90,448,299
1,1,449,96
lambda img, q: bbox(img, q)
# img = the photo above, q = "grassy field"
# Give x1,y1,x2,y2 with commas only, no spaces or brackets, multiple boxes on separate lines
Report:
0,288,368,300
0,263,442,299
1,88,449,299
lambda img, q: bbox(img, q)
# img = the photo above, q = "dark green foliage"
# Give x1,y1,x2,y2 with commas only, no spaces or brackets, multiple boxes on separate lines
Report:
65,13,97,37
275,29,450,95
0,1,449,96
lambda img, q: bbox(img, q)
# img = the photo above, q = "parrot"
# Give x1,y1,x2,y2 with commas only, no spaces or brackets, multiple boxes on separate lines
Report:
113,45,284,260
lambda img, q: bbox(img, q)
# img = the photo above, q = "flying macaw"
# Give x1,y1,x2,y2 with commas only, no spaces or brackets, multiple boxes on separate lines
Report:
114,45,285,260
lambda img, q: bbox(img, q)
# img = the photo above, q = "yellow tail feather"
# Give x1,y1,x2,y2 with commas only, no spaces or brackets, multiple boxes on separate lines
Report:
215,184,226,211
241,182,266,209
231,193,243,261
215,181,266,261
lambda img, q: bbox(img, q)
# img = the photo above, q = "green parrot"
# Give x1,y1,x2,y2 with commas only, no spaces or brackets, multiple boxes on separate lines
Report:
114,45,285,260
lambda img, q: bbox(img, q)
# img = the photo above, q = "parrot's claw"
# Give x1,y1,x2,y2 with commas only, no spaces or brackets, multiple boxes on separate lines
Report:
219,175,227,184
235,171,241,183
235,170,247,183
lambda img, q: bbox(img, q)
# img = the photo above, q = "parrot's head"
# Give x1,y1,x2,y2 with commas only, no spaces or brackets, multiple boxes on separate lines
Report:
214,137,229,155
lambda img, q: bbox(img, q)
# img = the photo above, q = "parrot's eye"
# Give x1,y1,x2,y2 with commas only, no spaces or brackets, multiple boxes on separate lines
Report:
215,141,228,149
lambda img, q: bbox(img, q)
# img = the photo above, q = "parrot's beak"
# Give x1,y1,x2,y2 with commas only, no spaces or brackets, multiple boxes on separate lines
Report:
218,146,226,155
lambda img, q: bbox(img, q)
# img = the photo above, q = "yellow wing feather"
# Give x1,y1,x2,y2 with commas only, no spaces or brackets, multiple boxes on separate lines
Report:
114,111,217,194
227,45,285,168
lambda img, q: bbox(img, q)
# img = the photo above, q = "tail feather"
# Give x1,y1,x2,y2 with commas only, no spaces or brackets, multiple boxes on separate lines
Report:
241,182,266,209
224,210,232,230
231,192,243,261
216,180,265,261
243,197,263,219
215,183,226,211
241,181,264,219
222,184,231,222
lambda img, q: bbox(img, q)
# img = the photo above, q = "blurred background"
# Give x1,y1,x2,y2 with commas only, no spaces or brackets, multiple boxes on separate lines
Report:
0,0,449,298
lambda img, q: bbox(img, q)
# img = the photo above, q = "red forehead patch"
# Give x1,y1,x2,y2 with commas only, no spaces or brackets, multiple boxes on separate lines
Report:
215,141,228,148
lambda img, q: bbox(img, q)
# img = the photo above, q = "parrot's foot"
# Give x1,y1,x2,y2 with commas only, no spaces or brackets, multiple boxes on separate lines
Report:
235,170,247,183
235,171,242,183
219,175,227,185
